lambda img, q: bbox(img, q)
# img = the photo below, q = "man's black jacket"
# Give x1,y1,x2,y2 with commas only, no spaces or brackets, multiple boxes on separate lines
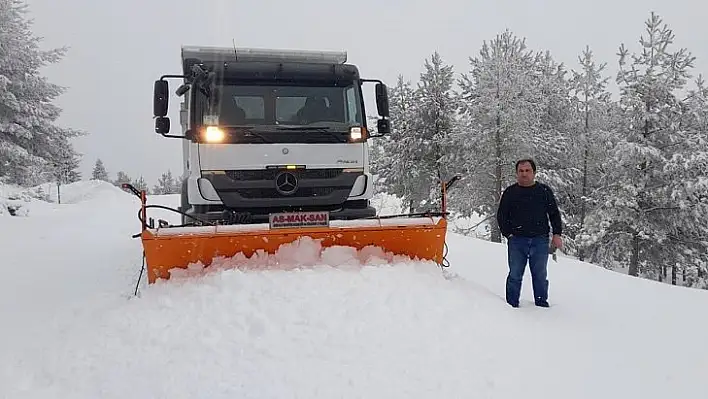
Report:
496,182,562,238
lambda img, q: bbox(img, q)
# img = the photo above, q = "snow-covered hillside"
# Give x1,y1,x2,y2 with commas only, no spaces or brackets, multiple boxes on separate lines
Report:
1,181,707,398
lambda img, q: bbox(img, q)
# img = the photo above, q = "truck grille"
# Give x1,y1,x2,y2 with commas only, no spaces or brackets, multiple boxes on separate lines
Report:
226,168,343,181
235,187,335,198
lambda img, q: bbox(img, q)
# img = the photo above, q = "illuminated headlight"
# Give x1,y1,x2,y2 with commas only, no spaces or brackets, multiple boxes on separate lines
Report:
204,126,225,143
349,126,366,141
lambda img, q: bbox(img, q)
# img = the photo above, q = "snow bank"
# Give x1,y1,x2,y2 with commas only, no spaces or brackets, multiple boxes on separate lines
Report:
0,180,136,217
0,190,30,217
0,182,50,217
31,179,135,205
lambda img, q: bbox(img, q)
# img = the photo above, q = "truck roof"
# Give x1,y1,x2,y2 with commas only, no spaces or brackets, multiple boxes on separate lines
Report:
181,45,348,67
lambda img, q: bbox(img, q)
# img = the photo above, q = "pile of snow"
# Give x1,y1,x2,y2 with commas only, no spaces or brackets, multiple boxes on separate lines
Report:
0,180,136,217
165,235,426,282
0,182,53,217
0,186,30,217
2,183,708,398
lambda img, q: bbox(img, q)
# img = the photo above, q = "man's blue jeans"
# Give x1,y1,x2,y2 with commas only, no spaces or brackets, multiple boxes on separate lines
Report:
506,235,549,306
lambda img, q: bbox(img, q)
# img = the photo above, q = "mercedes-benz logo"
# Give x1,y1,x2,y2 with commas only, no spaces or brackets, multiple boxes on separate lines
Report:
275,171,298,195
282,148,289,154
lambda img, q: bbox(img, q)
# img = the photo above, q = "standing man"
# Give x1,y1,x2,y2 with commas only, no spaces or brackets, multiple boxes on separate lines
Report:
496,159,563,308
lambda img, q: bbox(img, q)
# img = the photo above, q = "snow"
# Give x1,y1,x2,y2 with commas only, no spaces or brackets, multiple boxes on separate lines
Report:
2,180,708,398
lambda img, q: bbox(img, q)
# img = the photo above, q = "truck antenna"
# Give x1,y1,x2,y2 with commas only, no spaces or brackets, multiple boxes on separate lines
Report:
232,38,237,60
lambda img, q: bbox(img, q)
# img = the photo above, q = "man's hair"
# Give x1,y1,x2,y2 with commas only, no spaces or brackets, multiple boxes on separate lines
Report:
515,158,536,172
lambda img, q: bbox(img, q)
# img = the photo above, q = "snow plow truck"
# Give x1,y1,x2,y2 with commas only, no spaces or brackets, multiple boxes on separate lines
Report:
126,45,459,284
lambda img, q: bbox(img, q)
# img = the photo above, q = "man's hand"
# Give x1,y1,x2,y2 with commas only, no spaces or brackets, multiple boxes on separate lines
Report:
552,234,563,249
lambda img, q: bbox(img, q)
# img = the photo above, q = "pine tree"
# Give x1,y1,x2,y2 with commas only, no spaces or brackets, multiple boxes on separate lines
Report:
370,75,421,211
0,0,84,186
665,74,708,288
91,158,109,181
114,171,131,187
457,30,546,242
368,138,386,193
580,12,706,282
54,146,81,184
566,46,615,260
413,51,461,211
153,170,177,194
371,53,462,215
133,175,148,192
526,51,577,250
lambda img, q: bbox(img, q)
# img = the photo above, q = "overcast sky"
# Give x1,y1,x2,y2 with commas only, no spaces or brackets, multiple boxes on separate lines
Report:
24,0,708,185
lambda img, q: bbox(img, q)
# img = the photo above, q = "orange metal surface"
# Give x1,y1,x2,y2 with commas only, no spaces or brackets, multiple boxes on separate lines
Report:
140,217,448,283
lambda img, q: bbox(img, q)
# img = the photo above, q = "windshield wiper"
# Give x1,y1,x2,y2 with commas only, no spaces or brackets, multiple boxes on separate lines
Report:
277,126,349,143
241,131,273,143
275,126,341,131
218,126,274,143
274,125,349,143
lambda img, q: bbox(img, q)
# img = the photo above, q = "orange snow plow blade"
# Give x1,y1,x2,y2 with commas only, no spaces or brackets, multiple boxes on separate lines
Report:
123,175,460,286
139,216,448,283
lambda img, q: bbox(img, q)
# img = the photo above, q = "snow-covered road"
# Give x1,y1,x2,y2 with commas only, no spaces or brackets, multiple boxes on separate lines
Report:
2,181,707,398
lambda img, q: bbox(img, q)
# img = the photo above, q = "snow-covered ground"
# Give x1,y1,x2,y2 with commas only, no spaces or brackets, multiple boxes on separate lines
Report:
1,181,707,398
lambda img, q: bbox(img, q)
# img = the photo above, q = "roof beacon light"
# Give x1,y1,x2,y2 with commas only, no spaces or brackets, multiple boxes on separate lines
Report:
181,45,348,65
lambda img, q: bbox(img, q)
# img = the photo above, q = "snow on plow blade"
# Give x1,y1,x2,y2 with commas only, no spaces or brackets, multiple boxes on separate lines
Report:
139,216,448,283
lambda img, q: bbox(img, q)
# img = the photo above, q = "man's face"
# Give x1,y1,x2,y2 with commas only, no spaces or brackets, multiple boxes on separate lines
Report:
516,162,535,186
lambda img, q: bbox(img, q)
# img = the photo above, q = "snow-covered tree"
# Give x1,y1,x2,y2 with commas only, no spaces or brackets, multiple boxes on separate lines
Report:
410,52,461,212
456,30,548,242
579,12,708,283
91,158,109,181
0,0,84,186
54,146,81,184
114,171,131,187
370,75,420,209
368,138,386,193
372,53,461,214
526,51,578,248
564,46,616,260
133,175,148,192
152,169,179,194
665,74,708,288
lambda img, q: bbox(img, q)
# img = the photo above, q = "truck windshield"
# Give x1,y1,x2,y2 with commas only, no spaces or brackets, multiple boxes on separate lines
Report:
201,82,364,130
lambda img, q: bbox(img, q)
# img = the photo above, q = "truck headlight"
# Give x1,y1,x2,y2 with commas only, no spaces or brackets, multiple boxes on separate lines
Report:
204,126,225,143
349,126,367,142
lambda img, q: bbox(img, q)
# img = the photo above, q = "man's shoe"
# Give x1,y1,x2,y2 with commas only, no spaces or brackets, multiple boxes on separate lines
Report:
507,301,519,308
535,300,549,307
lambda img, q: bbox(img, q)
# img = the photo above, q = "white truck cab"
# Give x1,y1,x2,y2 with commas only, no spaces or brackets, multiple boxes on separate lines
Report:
152,46,391,225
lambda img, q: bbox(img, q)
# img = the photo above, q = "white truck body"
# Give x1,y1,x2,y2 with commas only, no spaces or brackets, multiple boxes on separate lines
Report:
152,45,390,225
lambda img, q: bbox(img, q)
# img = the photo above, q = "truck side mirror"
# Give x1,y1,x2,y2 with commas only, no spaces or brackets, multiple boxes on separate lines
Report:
375,83,389,117
154,80,169,117
377,119,390,135
155,116,170,134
